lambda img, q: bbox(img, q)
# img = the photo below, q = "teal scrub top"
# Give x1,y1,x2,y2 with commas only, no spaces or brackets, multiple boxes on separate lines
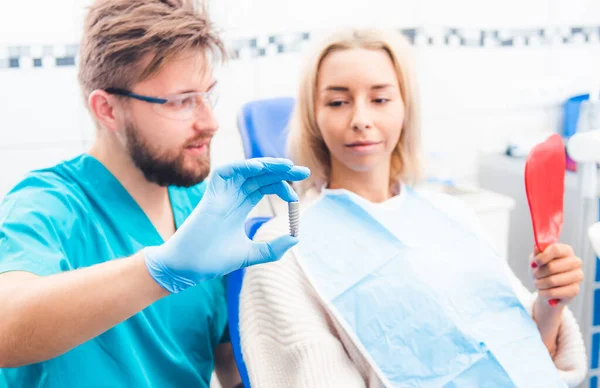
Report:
0,154,228,388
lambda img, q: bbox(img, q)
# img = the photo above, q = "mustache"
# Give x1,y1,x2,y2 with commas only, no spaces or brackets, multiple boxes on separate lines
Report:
184,134,213,146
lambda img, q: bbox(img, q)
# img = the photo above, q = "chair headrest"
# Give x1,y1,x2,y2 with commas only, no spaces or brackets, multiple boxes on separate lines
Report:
238,97,296,159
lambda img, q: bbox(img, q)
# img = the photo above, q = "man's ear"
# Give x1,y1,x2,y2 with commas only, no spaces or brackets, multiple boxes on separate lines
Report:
88,90,121,133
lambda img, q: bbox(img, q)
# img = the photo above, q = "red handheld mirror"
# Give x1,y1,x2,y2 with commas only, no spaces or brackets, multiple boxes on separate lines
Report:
525,134,566,307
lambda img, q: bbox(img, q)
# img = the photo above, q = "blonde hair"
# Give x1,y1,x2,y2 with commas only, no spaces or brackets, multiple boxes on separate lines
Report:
78,0,225,101
288,29,423,193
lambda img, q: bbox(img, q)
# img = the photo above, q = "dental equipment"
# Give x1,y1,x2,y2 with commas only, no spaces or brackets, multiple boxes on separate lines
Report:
566,86,600,386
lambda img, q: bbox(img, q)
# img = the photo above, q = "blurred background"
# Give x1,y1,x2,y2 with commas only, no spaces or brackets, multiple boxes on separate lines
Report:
1,0,599,386
1,0,599,190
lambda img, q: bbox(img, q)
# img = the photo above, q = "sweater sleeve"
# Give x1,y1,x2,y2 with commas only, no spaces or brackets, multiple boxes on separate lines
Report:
239,216,367,388
506,263,588,387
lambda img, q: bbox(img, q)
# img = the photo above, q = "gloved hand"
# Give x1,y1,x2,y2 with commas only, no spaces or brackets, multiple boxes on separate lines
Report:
143,158,310,293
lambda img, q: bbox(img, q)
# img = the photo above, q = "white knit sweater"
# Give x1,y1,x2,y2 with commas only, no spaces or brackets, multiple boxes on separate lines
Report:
240,189,587,388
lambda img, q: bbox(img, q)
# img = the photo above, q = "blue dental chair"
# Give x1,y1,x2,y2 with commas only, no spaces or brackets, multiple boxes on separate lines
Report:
226,97,295,387
237,97,295,159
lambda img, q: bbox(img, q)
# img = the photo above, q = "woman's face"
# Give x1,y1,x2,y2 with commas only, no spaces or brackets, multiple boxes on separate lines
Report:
315,48,405,178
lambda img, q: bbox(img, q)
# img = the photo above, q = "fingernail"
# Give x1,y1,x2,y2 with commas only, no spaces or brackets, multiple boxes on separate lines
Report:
530,261,537,269
549,299,559,307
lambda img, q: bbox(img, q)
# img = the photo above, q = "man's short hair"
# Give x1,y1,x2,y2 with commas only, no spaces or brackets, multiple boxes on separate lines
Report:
78,0,225,100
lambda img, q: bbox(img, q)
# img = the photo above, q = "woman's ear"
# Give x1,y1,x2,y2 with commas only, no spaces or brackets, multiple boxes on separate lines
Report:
88,90,120,133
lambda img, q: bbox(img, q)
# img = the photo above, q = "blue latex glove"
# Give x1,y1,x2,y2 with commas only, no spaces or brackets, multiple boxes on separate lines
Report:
143,158,310,293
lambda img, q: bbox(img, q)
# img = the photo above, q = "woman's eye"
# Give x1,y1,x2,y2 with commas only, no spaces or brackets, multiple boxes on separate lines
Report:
373,98,390,104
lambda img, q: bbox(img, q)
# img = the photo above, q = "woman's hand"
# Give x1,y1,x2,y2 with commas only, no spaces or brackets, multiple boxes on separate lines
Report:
530,243,583,357
531,243,583,306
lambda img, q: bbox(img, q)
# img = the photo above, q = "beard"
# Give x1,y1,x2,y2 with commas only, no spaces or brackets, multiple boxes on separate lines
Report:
124,120,211,187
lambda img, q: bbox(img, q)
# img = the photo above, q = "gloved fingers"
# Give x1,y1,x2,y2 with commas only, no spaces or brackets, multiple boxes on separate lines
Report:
240,168,309,197
213,158,294,183
240,182,298,214
245,235,299,267
259,181,298,202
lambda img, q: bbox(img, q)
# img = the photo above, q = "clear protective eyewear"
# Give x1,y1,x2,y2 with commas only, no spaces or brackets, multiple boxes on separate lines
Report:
105,82,219,121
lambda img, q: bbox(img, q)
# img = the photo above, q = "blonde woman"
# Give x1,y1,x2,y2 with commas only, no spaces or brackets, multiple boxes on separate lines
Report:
239,29,587,387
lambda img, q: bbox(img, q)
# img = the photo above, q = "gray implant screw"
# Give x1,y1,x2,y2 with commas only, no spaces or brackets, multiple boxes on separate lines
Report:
288,201,300,237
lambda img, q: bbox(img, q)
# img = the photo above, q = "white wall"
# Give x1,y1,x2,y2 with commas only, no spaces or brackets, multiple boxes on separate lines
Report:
1,0,600,197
